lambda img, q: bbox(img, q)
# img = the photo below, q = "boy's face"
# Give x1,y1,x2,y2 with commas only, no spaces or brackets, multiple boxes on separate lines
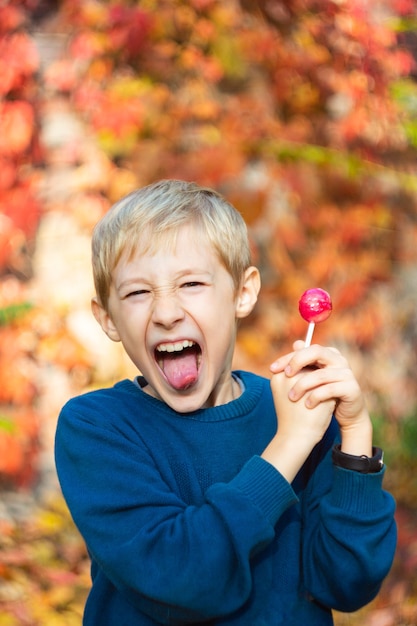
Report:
92,224,260,413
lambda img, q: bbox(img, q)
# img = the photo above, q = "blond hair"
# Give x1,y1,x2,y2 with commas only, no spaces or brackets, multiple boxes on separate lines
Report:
92,179,252,310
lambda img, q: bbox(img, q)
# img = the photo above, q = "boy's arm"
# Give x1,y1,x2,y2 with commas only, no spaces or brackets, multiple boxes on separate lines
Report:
267,342,396,611
300,436,396,611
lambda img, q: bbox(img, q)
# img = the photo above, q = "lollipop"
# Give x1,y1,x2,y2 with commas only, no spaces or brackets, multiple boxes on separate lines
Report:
299,288,332,347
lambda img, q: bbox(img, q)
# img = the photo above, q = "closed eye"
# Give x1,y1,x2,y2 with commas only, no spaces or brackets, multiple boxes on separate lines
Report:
181,282,204,289
125,289,150,298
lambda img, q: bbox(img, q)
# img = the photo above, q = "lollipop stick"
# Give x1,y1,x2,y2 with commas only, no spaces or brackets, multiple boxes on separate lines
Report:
304,322,315,347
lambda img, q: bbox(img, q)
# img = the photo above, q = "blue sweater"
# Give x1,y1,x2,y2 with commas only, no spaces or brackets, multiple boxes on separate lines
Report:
55,371,396,626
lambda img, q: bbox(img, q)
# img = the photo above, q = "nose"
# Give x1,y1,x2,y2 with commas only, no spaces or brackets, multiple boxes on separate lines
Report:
151,291,185,328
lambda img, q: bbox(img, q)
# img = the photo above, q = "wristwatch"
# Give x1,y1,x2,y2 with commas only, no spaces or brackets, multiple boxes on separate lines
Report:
332,444,384,474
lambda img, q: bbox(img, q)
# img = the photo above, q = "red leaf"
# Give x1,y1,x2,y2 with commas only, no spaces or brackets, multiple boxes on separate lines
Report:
0,184,41,239
0,6,26,34
0,33,39,95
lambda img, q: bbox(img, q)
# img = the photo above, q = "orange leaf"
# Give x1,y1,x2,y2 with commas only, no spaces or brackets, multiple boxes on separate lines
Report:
0,101,34,157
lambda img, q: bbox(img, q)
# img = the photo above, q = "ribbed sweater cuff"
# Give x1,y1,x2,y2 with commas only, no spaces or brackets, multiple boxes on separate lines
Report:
231,455,298,526
330,465,386,514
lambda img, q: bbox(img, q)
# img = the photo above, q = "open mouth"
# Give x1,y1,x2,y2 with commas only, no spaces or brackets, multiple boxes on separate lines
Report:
155,340,201,390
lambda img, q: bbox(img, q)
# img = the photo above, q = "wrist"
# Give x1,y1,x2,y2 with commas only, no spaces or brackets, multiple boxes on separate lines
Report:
340,412,373,457
262,435,311,483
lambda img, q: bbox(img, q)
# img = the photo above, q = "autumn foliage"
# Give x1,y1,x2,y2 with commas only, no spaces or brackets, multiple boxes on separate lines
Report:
0,4,41,487
0,2,94,487
1,0,417,622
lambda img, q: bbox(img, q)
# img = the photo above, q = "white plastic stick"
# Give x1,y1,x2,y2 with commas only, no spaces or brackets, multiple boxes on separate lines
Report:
304,322,315,347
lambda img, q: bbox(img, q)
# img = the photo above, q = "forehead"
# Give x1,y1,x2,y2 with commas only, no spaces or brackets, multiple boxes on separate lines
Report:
117,223,219,270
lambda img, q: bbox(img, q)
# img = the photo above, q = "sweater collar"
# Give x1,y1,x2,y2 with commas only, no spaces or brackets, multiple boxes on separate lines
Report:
114,371,269,422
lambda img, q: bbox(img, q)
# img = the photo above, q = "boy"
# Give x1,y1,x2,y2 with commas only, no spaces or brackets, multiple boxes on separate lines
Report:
55,179,396,625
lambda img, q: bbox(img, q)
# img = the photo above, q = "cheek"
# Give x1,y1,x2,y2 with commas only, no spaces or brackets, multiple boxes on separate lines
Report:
209,315,237,354
112,309,148,345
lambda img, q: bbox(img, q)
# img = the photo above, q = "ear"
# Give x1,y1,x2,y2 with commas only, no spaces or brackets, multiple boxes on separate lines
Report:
236,266,261,319
91,297,121,342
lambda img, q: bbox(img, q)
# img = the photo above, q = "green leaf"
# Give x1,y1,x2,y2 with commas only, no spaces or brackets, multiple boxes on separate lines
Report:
0,416,15,434
0,303,32,326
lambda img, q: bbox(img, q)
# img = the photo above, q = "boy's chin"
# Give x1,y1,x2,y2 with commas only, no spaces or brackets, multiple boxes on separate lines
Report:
164,390,207,414
143,381,206,413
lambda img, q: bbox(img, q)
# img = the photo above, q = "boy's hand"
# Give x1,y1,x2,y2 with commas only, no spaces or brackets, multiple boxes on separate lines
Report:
262,342,372,482
270,341,367,427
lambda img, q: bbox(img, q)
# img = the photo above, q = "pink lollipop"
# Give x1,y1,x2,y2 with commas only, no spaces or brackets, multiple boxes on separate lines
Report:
299,288,332,347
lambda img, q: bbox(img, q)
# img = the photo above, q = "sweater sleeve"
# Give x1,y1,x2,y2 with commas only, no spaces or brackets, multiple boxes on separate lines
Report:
301,436,397,612
55,401,297,623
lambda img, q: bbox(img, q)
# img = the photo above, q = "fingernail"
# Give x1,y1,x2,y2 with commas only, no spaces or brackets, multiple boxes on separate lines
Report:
285,365,292,376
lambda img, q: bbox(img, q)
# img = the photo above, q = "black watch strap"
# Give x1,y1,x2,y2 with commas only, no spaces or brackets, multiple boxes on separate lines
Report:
332,444,384,474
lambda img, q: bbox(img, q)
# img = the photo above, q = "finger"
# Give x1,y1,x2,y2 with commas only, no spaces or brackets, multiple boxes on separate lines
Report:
304,378,359,411
284,344,345,377
269,339,307,373
292,339,306,351
288,366,352,403
269,351,296,373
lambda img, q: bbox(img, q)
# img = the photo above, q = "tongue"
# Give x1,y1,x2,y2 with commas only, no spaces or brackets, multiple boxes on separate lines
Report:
162,350,199,390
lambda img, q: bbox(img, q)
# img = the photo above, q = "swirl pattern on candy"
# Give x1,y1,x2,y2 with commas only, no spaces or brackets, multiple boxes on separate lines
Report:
299,288,332,346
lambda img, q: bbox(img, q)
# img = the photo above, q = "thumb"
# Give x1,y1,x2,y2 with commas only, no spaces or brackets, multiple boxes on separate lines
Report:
293,339,306,351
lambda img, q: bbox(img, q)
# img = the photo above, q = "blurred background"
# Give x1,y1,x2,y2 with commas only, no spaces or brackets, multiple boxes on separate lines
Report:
1,0,417,623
